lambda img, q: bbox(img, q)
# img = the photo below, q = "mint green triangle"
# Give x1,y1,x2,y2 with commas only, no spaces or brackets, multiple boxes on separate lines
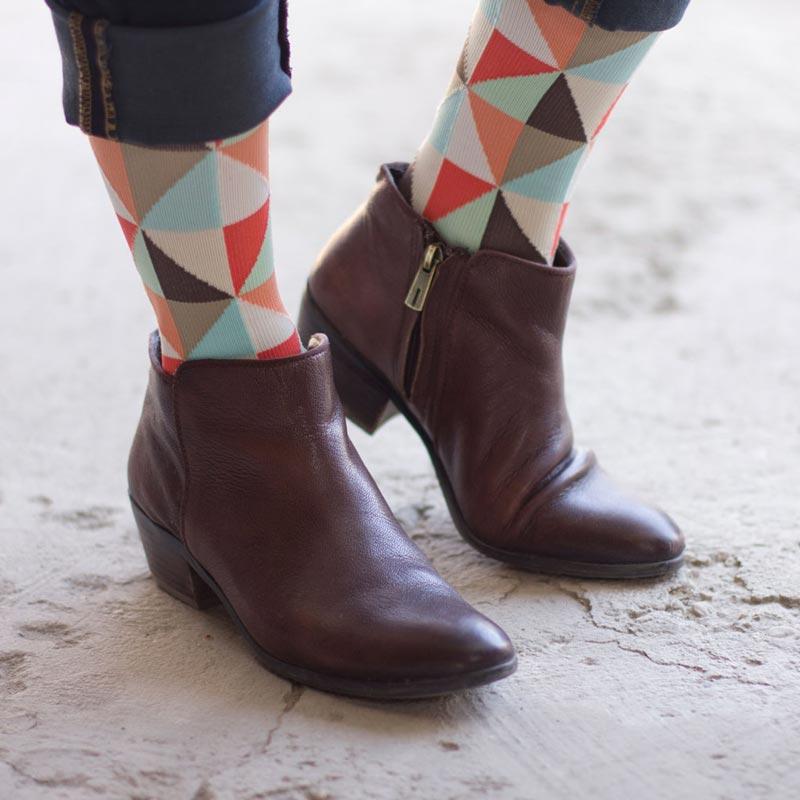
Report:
142,153,222,231
430,88,466,154
188,300,254,359
240,218,275,294
472,74,560,122
434,189,498,252
568,36,657,84
502,147,586,203
132,230,164,295
479,0,503,25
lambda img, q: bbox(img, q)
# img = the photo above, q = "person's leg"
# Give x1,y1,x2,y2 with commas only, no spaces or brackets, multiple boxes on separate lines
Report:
43,0,516,697
400,0,688,264
87,121,302,371
300,0,691,577
49,0,299,371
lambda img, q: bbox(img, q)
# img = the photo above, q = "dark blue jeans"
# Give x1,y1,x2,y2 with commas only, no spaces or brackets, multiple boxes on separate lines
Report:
46,0,291,144
544,0,689,32
47,0,691,146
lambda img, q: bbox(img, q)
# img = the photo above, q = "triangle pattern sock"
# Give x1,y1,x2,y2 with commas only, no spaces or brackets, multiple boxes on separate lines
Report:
403,0,660,265
89,121,302,373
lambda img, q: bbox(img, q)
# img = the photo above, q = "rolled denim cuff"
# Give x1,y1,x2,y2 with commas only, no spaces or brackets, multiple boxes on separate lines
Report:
45,0,292,144
544,0,691,31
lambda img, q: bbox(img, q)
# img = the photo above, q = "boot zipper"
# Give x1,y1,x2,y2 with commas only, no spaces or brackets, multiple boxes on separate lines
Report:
404,243,445,311
402,236,457,395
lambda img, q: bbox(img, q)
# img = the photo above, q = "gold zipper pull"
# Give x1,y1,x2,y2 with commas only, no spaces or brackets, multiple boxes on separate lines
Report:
404,243,444,311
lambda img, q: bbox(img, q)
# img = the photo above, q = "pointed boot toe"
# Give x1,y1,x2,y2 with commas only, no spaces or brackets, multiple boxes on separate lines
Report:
392,603,516,681
128,332,516,699
438,613,517,679
512,451,685,578
319,589,517,689
299,163,686,579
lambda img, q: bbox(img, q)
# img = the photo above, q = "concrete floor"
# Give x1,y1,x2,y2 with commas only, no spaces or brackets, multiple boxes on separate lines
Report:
1,1,799,798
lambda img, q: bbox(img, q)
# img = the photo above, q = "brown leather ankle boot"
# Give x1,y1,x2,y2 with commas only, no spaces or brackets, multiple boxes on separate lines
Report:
128,332,516,698
298,164,685,580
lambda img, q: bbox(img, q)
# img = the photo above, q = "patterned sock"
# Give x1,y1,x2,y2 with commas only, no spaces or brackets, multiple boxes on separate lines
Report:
90,121,302,373
402,0,660,264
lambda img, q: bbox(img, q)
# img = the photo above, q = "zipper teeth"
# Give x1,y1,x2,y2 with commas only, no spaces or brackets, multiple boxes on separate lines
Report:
422,224,448,254
421,222,468,262
403,231,465,395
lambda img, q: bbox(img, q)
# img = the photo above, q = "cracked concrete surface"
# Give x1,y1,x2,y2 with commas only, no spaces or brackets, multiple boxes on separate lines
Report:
1,1,799,798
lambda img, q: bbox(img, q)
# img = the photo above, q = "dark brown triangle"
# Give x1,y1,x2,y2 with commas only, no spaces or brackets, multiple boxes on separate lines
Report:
527,74,586,143
144,233,232,303
479,193,546,263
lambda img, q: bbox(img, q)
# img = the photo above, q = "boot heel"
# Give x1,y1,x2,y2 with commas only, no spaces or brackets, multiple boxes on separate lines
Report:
131,501,220,610
298,289,398,434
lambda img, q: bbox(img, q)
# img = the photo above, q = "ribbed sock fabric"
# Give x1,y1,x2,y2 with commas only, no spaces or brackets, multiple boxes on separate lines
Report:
90,121,302,373
401,0,660,264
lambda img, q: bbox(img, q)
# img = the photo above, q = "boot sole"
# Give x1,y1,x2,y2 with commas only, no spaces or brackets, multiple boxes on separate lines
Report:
298,287,685,581
131,498,517,699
